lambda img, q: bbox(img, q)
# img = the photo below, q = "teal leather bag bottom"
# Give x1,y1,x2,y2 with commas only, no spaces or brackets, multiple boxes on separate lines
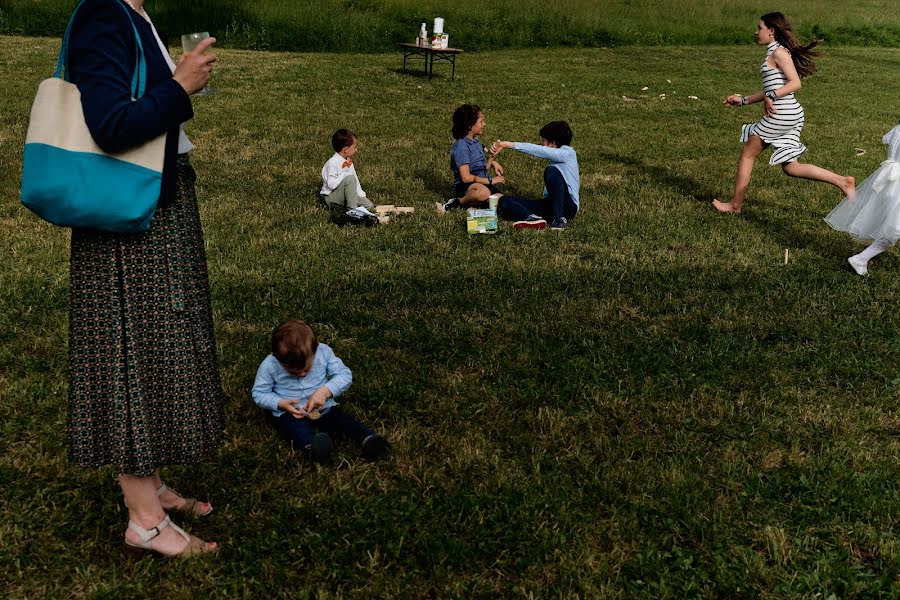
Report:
21,143,161,233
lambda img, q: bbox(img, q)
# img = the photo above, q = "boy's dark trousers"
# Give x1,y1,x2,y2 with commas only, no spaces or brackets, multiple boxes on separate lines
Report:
273,406,373,453
498,166,578,222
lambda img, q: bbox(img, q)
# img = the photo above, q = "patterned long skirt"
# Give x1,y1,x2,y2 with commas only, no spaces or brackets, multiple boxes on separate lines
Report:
67,156,224,476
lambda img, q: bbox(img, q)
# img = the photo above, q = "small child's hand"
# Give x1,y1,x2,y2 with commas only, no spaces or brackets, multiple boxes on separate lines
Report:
304,386,332,413
490,140,503,155
278,398,306,418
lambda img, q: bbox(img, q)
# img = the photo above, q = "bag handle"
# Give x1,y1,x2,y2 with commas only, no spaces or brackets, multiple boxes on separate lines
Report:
55,0,148,99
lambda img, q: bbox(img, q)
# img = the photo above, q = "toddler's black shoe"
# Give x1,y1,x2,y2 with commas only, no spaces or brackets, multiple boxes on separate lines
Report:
309,432,333,463
361,434,390,460
551,217,568,230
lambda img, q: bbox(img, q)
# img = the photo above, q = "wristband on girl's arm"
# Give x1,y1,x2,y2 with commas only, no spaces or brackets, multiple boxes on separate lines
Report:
766,90,777,101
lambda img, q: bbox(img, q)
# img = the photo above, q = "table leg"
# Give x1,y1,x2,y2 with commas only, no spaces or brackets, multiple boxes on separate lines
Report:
451,55,456,80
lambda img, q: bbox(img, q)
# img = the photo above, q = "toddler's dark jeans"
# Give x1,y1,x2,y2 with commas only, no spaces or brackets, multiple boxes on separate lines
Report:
274,406,373,453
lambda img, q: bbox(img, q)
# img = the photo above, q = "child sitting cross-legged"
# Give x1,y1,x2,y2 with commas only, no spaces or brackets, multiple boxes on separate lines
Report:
491,121,580,231
252,320,389,463
442,103,505,212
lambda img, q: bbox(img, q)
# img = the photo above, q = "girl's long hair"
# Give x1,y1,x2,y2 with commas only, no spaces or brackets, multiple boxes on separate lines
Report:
761,12,823,78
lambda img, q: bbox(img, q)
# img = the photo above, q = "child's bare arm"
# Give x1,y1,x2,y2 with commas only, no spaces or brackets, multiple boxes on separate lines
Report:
459,164,492,186
490,140,514,155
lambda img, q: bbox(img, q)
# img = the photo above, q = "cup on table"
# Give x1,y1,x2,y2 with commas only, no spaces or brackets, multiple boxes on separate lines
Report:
181,31,214,96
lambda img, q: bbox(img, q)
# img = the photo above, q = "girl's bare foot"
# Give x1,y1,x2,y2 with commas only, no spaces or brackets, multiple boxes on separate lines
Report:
712,199,742,214
840,176,856,199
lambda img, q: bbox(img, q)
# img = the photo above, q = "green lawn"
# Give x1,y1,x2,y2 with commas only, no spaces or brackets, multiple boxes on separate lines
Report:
2,0,900,51
1,36,899,597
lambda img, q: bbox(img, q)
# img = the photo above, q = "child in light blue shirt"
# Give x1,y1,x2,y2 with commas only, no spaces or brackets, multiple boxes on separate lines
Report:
252,320,388,463
491,121,580,231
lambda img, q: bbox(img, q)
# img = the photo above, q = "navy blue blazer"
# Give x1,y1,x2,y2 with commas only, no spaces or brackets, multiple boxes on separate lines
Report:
68,0,194,203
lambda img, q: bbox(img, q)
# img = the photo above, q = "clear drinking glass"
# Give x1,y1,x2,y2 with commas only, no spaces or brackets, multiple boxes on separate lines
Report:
181,31,214,96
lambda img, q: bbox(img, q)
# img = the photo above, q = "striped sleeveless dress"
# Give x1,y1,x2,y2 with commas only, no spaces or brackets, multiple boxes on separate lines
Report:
741,42,807,165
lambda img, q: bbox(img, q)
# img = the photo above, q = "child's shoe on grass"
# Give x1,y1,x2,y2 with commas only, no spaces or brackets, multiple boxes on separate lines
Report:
847,254,868,275
513,215,546,230
361,434,390,460
441,197,462,213
308,432,333,463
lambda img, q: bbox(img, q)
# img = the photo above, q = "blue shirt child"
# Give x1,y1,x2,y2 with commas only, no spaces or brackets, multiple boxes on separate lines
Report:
450,137,489,185
252,343,351,417
512,143,581,209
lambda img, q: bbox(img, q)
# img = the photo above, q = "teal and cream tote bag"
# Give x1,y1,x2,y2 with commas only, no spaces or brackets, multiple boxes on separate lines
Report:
21,0,166,233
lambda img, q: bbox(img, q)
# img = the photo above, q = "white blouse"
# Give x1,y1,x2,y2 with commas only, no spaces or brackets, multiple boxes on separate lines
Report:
147,18,194,154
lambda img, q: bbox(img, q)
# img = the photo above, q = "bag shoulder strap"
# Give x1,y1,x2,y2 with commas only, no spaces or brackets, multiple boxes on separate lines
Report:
55,0,148,98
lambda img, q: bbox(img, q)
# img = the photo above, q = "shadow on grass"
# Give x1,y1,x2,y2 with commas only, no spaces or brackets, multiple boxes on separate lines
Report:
745,205,859,263
391,67,460,82
598,151,717,203
392,67,431,80
414,168,452,199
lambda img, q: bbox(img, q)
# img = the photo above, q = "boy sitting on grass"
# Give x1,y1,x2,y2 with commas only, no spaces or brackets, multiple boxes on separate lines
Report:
252,320,389,463
491,121,580,231
320,129,376,217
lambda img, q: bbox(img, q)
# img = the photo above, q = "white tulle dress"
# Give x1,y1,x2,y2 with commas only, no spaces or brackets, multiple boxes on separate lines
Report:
825,125,900,242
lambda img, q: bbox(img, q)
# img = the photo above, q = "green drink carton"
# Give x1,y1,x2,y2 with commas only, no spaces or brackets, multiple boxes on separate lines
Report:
466,208,498,234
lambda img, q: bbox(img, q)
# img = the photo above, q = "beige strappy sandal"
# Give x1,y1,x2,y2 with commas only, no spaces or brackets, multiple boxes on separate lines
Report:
157,483,213,518
124,515,214,558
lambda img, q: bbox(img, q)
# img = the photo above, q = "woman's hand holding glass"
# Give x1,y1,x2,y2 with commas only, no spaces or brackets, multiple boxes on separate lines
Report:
174,35,216,96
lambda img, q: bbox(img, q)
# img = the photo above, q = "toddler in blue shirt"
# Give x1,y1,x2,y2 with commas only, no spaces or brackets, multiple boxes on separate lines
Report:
252,320,389,463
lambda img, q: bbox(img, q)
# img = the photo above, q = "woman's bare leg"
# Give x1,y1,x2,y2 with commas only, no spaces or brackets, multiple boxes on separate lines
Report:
713,135,766,213
781,161,855,197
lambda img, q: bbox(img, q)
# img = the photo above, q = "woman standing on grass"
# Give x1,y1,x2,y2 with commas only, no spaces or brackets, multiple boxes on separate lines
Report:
66,0,222,558
712,12,854,214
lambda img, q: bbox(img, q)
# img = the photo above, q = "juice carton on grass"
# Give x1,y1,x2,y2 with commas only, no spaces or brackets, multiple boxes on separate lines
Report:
466,208,497,234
